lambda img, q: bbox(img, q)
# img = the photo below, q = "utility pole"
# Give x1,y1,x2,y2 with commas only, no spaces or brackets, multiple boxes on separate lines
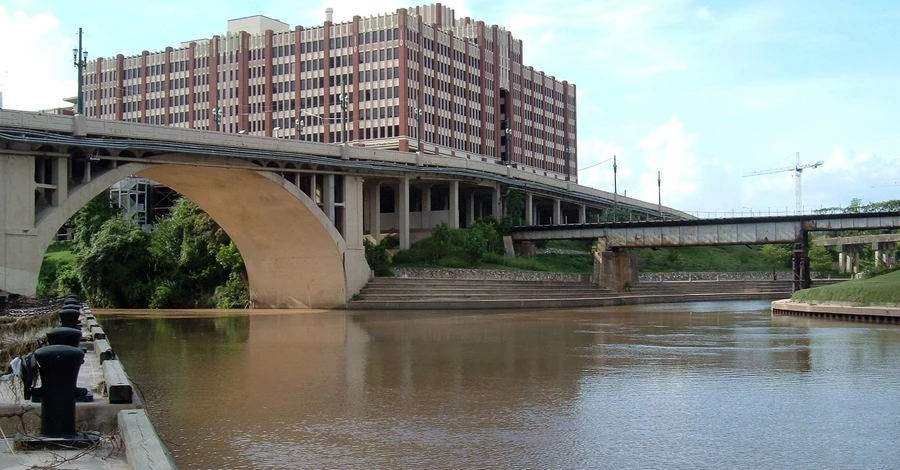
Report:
657,170,662,217
72,28,88,114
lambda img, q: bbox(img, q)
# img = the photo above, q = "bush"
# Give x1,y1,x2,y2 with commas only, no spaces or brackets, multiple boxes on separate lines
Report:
463,219,502,263
364,238,393,276
380,235,400,249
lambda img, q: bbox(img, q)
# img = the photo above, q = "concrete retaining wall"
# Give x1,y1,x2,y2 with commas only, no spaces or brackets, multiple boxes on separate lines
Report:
391,267,592,283
771,299,900,324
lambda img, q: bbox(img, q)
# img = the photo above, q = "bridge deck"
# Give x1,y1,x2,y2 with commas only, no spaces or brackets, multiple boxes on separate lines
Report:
511,212,900,247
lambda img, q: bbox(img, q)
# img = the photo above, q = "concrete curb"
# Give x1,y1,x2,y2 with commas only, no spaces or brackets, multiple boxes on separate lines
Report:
771,300,900,323
119,409,177,470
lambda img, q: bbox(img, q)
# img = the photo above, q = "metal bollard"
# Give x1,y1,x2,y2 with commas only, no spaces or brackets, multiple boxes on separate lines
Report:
58,308,81,329
46,327,83,347
33,345,84,437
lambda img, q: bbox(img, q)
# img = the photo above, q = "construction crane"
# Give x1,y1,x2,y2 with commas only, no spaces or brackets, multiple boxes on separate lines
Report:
743,152,824,214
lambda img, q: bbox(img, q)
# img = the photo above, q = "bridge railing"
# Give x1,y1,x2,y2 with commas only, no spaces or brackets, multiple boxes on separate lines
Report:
683,205,897,220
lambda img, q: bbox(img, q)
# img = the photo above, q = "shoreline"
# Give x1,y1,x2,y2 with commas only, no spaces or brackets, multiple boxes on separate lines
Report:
771,299,900,324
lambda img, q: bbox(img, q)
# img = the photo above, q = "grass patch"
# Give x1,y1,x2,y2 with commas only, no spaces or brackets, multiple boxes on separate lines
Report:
37,241,77,298
478,252,592,273
791,270,900,305
634,245,774,272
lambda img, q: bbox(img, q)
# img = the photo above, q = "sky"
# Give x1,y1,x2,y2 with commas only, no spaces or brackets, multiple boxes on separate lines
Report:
1,0,898,215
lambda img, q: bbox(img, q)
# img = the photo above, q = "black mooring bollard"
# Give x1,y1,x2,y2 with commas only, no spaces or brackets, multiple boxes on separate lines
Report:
33,345,84,437
58,308,81,329
46,327,83,347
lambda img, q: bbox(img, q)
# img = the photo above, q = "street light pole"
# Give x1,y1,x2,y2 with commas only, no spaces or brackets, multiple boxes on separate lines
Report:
414,108,423,154
613,155,618,222
340,79,348,144
72,28,88,115
657,170,662,217
295,115,305,141
503,127,512,164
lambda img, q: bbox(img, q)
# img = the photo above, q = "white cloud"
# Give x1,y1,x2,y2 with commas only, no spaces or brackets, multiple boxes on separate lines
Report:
632,117,698,206
0,7,76,110
696,7,712,21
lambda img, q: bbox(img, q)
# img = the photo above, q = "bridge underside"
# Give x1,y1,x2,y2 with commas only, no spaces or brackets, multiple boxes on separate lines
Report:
136,164,351,308
0,148,366,308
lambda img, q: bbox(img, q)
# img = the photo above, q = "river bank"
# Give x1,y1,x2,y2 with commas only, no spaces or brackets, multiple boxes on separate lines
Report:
770,270,900,324
0,303,174,470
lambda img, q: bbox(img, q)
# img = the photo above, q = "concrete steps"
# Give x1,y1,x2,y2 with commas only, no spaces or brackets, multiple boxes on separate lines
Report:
348,276,807,310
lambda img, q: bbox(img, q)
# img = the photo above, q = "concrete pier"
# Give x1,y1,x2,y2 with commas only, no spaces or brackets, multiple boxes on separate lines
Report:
0,305,174,469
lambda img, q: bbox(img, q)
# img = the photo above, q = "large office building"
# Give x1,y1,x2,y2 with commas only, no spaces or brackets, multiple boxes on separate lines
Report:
79,3,578,180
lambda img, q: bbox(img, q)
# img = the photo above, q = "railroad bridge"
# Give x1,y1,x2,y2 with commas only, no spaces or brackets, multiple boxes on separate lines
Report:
511,213,900,292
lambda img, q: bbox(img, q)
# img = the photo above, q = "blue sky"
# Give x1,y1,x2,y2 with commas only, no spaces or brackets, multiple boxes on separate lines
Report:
1,0,898,214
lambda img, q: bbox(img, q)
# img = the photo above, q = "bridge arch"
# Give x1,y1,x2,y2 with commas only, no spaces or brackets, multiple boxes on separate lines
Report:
33,153,358,308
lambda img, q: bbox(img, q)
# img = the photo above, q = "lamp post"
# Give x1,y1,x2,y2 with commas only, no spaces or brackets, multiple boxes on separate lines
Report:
72,28,88,115
613,155,618,221
657,170,662,217
414,108,423,154
295,116,305,141
503,127,512,164
213,106,222,132
339,80,348,144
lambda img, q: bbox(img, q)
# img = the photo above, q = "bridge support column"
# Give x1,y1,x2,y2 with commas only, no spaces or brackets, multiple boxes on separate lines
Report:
594,250,638,292
399,176,410,250
792,231,811,292
308,174,318,204
368,182,381,244
52,157,68,206
342,176,370,294
1,152,43,297
525,192,533,225
838,249,846,274
578,204,586,224
449,181,460,229
466,190,475,227
422,184,432,229
492,184,502,219
874,242,884,268
323,174,335,223
553,199,561,225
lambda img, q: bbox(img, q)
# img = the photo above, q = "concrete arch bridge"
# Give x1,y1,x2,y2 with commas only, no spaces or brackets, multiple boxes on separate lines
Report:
0,111,691,307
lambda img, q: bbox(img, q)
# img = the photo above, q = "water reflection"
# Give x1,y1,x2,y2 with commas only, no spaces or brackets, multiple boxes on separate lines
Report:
100,302,900,469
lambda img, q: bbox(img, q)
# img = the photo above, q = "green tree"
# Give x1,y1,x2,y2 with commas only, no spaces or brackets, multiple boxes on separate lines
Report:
503,188,525,228
148,198,245,308
808,245,833,276
760,244,792,280
75,217,153,307
72,190,121,253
